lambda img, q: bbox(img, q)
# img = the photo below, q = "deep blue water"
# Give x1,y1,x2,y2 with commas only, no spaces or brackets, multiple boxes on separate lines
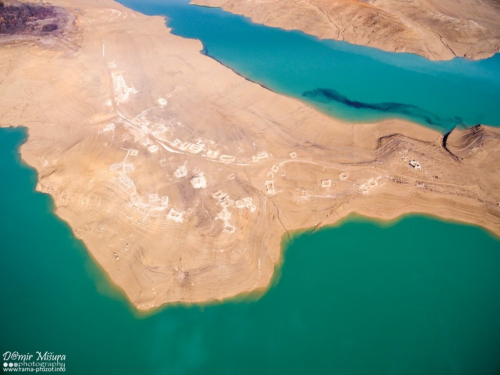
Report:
2,2,500,374
119,0,500,131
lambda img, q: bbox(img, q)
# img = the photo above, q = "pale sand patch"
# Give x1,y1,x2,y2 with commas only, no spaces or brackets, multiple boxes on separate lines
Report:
0,0,499,311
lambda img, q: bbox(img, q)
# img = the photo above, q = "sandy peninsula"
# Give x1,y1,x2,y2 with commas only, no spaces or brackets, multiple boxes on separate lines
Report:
1,0,499,310
192,0,500,60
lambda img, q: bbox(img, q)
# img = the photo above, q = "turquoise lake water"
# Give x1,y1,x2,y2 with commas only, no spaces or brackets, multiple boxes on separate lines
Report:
119,0,500,131
2,1,500,373
1,127,500,374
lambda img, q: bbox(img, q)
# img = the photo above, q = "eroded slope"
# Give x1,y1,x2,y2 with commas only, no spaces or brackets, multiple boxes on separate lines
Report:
1,0,499,310
192,0,500,60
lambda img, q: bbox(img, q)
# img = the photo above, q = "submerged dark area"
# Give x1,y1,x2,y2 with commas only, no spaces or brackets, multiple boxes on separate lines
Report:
303,88,463,129
0,1,61,35
117,0,500,130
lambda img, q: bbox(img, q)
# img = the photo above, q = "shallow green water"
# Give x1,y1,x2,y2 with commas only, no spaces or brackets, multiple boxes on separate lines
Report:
118,0,500,131
1,127,500,374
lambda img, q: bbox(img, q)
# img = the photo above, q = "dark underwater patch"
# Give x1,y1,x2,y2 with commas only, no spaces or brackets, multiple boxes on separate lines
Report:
303,88,461,129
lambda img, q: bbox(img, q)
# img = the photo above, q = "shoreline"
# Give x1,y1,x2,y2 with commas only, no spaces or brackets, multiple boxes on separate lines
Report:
9,131,496,318
190,0,500,61
1,0,499,311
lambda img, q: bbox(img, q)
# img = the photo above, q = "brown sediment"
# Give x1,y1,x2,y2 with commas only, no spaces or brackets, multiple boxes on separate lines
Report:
0,1,76,45
191,0,500,61
0,0,499,311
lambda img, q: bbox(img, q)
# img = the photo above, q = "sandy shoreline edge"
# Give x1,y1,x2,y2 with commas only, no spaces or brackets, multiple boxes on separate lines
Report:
191,0,500,61
1,0,499,311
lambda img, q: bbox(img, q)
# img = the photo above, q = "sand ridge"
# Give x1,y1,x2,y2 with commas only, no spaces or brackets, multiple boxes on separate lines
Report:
0,0,499,310
192,0,500,60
